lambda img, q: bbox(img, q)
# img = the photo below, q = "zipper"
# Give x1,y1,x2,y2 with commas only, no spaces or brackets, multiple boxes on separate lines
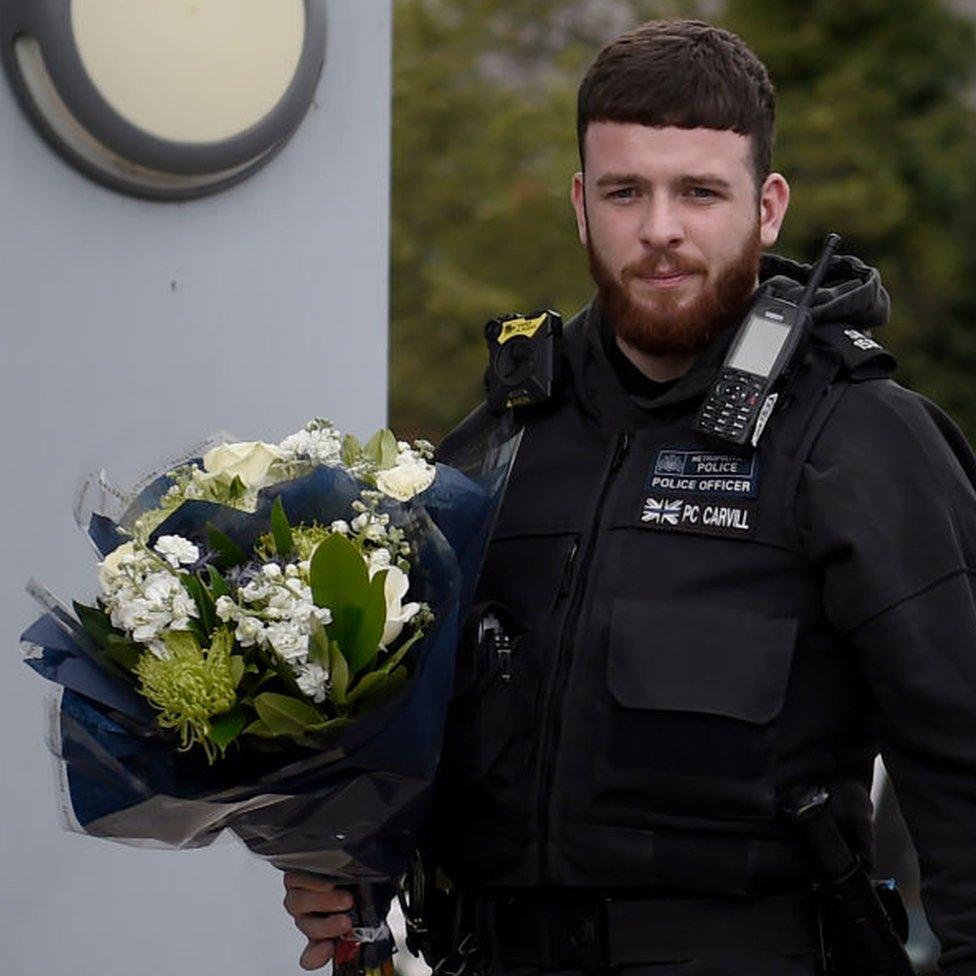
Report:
557,540,579,599
534,429,631,882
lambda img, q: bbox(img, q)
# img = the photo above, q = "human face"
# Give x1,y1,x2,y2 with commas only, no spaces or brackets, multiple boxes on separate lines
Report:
571,123,789,356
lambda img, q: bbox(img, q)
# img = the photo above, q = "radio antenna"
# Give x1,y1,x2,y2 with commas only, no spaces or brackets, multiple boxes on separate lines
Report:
799,233,841,311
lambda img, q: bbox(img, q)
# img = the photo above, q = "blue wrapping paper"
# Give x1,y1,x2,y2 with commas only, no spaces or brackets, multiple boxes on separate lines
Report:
20,425,519,884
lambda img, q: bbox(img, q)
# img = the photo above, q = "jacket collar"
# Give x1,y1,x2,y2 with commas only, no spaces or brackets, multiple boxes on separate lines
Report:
563,298,740,430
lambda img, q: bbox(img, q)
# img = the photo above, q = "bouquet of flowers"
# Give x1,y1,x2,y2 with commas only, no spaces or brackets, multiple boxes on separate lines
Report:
21,417,518,975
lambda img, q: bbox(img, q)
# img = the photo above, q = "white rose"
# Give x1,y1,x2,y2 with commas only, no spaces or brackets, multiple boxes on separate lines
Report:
235,615,265,647
202,440,283,487
215,596,239,622
278,429,312,459
295,661,330,704
153,535,199,568
98,542,137,590
379,564,420,648
240,578,271,603
143,572,179,605
266,621,309,663
375,460,436,502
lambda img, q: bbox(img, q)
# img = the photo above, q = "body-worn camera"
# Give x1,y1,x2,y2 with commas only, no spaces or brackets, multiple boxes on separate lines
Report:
484,310,562,415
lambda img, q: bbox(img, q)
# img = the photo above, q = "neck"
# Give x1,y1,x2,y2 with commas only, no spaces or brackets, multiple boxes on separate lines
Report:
614,335,695,383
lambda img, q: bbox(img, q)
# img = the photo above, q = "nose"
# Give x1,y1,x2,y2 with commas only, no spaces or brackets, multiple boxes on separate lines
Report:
638,193,684,250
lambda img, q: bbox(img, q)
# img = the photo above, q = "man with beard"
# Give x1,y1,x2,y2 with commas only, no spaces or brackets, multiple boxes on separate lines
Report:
283,19,976,976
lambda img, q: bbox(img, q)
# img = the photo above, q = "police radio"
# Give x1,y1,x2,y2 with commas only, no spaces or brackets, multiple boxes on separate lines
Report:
694,233,841,448
484,310,562,414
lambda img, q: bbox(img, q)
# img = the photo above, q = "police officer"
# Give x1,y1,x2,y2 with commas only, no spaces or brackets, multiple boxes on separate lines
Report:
283,19,976,976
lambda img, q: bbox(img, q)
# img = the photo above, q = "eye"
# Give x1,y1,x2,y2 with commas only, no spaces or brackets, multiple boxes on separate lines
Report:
606,186,638,201
687,186,718,200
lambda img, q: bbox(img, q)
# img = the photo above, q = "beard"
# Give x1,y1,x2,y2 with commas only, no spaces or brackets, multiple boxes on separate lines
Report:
587,221,763,357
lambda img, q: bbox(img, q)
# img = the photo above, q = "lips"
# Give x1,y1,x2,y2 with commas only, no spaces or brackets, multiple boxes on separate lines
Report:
633,269,698,289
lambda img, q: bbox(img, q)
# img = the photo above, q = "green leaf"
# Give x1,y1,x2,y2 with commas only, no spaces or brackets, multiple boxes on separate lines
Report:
270,496,294,558
206,525,246,567
181,573,215,634
244,715,349,744
308,616,330,668
229,655,245,688
73,601,116,650
237,668,277,700
315,716,351,736
346,669,388,704
329,639,349,705
188,619,208,645
309,535,386,673
380,429,399,469
228,475,247,501
102,635,142,671
243,718,277,739
382,627,425,675
206,566,231,600
351,666,409,712
209,704,248,749
341,433,363,468
254,692,325,734
364,429,399,470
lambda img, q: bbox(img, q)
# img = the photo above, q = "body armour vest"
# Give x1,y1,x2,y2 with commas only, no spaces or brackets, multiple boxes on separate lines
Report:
430,288,900,897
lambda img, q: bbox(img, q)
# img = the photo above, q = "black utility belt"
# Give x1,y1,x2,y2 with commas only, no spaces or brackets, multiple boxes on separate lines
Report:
478,889,820,969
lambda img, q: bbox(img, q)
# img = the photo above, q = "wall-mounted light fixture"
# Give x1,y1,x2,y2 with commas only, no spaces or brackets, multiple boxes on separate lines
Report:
0,0,327,200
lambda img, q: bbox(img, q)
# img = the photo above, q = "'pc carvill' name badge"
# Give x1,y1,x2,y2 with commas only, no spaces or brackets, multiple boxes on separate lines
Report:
638,447,759,539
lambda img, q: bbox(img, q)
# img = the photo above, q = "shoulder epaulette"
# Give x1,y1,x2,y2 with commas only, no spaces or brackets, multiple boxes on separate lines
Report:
811,323,897,380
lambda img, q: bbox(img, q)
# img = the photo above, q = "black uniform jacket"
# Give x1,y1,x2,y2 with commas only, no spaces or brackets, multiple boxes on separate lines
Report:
432,253,976,976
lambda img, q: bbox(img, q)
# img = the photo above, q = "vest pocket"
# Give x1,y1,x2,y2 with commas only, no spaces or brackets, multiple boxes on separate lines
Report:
594,599,797,821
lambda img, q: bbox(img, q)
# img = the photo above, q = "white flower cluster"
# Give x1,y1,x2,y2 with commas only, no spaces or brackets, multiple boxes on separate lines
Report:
277,419,344,466
133,423,437,544
98,536,200,658
344,506,422,647
215,563,333,703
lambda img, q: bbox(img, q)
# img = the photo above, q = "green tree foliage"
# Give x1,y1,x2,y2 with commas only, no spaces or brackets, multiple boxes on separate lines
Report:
723,0,976,436
391,0,976,441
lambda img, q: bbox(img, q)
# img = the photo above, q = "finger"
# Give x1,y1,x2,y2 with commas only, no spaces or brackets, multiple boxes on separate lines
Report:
284,888,355,916
294,911,353,942
300,939,336,971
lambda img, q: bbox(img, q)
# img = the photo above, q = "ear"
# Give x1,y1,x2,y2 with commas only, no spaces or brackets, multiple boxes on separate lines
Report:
759,172,790,248
571,171,589,247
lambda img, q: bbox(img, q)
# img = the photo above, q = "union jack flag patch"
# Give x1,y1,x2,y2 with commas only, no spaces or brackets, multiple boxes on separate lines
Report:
641,497,683,525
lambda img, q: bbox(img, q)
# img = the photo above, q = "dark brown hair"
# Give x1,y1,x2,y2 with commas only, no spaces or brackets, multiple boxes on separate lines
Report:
577,20,776,187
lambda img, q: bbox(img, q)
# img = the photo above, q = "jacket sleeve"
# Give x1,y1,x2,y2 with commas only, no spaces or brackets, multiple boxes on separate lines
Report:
796,378,976,976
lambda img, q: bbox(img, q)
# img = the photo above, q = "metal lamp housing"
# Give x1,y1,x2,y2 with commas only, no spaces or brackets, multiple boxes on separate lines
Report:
0,0,328,200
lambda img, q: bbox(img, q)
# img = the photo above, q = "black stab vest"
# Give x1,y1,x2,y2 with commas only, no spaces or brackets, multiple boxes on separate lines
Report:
431,311,895,895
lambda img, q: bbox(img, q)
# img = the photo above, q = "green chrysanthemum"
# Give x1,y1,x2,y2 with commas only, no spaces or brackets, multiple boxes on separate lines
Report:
136,629,237,763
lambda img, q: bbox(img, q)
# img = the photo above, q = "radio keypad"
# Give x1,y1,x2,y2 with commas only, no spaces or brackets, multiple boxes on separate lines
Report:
695,369,766,441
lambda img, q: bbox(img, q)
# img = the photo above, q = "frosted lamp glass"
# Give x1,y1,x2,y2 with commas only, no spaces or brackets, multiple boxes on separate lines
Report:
71,0,306,143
